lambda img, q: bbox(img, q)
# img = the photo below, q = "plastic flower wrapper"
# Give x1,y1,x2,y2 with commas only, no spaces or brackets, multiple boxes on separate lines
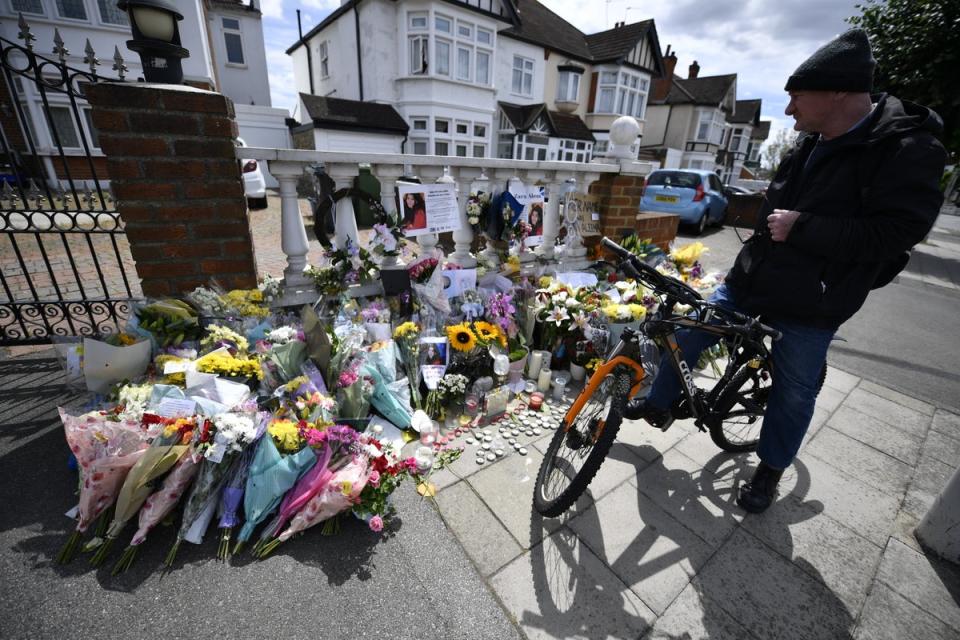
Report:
56,409,153,564
111,444,201,574
353,439,421,529
361,360,411,430
258,455,370,557
670,241,707,268
410,258,451,327
113,382,154,423
90,418,195,566
200,324,249,356
266,339,307,383
392,322,422,410
163,412,259,566
335,356,374,421
213,434,262,560
232,420,319,553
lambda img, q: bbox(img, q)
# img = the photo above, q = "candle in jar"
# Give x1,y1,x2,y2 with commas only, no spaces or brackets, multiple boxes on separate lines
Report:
528,350,544,380
538,368,552,393
528,392,544,411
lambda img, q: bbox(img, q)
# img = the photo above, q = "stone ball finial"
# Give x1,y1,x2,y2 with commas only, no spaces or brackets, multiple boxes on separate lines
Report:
607,116,640,159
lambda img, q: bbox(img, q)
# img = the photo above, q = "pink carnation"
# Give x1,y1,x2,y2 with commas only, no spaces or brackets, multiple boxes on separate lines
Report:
369,515,384,532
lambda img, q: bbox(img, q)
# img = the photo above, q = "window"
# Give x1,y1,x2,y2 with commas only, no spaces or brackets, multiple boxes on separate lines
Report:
318,41,329,78
561,139,590,163
594,69,648,118
556,71,580,102
435,15,451,33
12,0,43,14
435,119,449,134
695,109,726,145
97,0,127,24
435,140,449,155
412,118,427,131
82,108,100,148
223,18,244,65
473,144,485,158
435,40,450,76
55,0,87,19
457,22,472,38
409,11,427,29
477,28,492,45
456,143,468,157
498,133,513,159
456,47,471,81
512,56,533,96
473,124,486,138
455,121,469,135
730,127,743,152
476,51,490,85
409,35,428,74
47,106,80,148
413,140,428,155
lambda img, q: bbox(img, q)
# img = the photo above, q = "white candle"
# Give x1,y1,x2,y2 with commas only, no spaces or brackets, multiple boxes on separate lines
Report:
528,350,544,380
538,368,552,393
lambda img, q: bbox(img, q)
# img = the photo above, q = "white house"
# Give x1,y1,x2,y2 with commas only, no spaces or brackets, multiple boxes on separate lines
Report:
286,0,666,162
0,0,285,185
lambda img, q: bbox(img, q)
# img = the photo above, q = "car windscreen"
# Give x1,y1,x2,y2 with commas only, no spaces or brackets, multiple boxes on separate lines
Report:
646,172,701,188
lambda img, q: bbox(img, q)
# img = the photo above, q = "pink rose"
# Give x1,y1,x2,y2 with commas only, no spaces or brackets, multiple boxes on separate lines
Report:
368,515,384,533
368,470,381,488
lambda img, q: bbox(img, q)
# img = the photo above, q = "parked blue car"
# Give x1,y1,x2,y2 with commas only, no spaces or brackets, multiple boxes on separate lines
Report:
639,169,728,235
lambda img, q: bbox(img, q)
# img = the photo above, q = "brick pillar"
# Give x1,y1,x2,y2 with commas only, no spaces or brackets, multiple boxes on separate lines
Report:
84,83,257,297
589,173,679,252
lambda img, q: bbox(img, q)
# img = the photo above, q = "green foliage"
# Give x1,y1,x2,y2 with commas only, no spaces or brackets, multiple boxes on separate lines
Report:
847,0,960,154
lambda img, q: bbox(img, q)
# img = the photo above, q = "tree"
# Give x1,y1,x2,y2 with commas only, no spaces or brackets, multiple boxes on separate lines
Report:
848,0,960,155
763,127,798,173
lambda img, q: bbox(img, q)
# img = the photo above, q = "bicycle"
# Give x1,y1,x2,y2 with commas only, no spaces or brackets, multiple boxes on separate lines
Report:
533,236,825,517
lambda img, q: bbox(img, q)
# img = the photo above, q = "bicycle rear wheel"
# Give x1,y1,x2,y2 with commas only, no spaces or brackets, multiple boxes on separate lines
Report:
708,360,827,452
533,369,631,517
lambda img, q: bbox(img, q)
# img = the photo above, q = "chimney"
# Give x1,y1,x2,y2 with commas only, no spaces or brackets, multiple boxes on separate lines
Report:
651,45,677,102
688,60,700,79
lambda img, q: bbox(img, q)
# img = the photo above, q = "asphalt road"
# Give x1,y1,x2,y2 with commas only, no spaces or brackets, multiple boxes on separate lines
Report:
677,216,960,413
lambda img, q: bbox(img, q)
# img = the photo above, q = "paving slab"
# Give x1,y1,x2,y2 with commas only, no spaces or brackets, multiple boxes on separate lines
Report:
533,441,649,508
902,452,955,520
854,582,960,640
805,427,914,498
630,448,742,548
741,493,883,612
670,430,743,475
857,379,936,416
617,417,698,463
696,529,856,640
827,405,926,466
824,365,861,394
567,481,714,615
465,448,559,550
434,481,524,577
844,388,931,436
932,408,960,437
804,404,833,440
645,580,759,640
876,537,960,632
489,526,656,640
921,428,960,468
815,384,848,414
776,454,900,547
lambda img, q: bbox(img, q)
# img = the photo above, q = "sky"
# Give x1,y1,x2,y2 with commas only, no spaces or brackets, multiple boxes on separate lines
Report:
259,0,865,154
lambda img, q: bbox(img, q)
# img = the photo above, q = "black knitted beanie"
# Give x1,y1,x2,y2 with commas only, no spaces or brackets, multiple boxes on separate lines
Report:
784,28,875,92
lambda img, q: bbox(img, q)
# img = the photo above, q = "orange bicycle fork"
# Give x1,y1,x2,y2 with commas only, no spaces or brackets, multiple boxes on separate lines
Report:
562,356,647,437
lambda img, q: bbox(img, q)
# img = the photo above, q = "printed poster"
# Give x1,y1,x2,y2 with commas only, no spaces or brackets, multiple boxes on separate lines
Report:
397,182,462,237
506,183,545,247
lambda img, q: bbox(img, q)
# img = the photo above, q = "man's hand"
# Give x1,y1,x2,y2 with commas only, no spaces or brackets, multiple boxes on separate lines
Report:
767,209,801,242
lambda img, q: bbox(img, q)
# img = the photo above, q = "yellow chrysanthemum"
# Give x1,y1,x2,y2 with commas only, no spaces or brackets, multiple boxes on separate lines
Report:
267,419,302,453
446,323,477,352
393,321,419,339
628,304,647,321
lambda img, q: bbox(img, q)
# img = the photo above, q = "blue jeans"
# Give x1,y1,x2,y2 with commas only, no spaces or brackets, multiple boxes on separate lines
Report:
645,284,834,469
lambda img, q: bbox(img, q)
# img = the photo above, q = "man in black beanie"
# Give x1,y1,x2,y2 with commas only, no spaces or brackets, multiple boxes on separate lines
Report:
626,28,946,513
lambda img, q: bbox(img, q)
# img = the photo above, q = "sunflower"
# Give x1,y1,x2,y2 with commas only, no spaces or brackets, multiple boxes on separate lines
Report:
473,321,498,342
446,323,478,352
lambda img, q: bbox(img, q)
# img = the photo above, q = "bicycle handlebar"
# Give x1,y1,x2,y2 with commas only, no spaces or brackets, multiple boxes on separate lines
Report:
600,236,781,341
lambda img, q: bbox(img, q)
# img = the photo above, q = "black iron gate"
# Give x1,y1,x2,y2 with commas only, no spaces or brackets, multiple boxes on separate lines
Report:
0,16,140,346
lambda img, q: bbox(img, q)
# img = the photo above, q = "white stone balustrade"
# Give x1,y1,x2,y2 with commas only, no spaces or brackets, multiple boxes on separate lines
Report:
238,147,657,303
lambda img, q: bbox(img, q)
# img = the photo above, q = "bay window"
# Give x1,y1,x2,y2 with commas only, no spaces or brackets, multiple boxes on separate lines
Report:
556,71,580,103
695,109,726,145
406,11,492,86
435,40,450,76
594,68,649,118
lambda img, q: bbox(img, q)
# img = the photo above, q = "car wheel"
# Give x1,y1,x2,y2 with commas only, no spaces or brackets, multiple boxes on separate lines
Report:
695,212,707,235
247,196,268,211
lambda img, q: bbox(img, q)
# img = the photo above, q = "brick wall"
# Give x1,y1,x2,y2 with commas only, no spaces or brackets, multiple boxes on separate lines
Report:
85,83,258,297
589,173,679,252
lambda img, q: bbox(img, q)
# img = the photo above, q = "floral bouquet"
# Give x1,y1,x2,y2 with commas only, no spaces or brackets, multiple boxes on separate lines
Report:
424,373,468,421
200,324,249,356
409,256,451,328
466,191,491,234
163,412,260,566
353,438,424,531
195,349,263,383
669,241,708,282
370,221,404,259
393,322,422,411
56,410,153,564
335,357,375,421
444,320,505,380
307,238,380,296
232,418,319,553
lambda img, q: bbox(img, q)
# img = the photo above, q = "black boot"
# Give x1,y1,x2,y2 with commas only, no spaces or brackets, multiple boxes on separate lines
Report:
623,398,672,429
737,462,784,513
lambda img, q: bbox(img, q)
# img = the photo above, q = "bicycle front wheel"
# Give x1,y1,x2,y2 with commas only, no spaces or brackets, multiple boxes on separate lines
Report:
533,370,631,517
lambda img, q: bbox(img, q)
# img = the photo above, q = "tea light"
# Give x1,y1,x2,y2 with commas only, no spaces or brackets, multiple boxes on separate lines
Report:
525,381,537,394
537,368,552,393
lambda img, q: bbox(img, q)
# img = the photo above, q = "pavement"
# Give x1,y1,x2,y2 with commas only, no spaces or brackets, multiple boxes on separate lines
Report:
1,204,959,639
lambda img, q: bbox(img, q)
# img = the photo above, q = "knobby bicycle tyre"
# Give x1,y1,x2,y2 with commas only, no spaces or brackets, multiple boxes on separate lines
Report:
708,360,827,452
533,370,632,517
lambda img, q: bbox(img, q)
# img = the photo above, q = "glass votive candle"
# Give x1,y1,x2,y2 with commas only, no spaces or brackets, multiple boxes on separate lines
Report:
552,371,570,400
537,367,552,393
419,420,439,445
528,391,544,411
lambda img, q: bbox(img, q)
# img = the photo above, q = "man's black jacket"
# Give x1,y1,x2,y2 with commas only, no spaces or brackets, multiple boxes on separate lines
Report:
725,94,948,328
